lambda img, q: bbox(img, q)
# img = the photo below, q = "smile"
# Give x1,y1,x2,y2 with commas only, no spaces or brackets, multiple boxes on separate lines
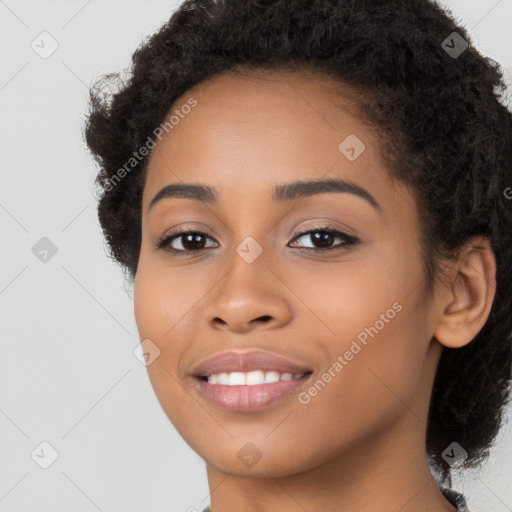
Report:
194,371,313,412
204,370,306,385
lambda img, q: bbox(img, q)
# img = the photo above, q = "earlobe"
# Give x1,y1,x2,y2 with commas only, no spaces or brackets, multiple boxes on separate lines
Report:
433,237,497,349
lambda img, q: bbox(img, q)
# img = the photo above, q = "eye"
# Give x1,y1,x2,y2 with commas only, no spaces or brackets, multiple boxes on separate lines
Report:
155,226,218,255
155,225,360,256
288,226,359,253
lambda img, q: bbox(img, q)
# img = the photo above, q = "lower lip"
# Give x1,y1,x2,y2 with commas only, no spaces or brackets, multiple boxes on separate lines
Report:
194,373,312,412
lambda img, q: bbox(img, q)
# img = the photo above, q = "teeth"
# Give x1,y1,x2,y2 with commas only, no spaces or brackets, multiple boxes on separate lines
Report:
206,370,304,385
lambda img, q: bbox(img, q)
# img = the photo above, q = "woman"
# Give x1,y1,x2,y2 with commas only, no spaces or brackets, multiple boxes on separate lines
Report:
84,0,512,510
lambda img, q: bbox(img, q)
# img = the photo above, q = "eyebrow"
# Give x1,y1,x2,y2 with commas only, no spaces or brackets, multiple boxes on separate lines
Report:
148,178,381,212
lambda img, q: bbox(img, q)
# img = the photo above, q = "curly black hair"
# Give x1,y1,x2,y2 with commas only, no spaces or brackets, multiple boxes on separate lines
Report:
84,0,512,487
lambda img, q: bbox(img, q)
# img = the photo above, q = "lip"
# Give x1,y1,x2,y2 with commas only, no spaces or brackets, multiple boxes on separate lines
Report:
194,372,313,412
190,349,313,377
190,349,314,413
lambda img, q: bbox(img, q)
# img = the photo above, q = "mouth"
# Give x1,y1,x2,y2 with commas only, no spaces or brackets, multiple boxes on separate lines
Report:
189,349,314,412
192,370,314,412
195,370,311,385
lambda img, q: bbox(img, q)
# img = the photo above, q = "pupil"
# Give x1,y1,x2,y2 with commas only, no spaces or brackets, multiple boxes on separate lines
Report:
183,233,205,250
313,231,333,248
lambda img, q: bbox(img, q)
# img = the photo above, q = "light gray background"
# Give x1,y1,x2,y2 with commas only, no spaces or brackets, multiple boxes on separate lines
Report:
0,1,511,511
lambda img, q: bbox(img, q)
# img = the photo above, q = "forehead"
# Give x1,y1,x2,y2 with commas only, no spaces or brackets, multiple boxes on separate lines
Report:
150,68,366,150
142,69,412,218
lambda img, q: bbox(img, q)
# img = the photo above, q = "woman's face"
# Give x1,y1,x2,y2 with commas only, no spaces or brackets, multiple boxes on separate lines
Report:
134,70,445,477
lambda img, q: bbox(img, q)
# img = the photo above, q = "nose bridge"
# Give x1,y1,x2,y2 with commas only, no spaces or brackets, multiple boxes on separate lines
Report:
222,233,274,297
204,233,290,331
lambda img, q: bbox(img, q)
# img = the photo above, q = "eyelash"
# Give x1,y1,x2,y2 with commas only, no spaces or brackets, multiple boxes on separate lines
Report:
155,225,359,256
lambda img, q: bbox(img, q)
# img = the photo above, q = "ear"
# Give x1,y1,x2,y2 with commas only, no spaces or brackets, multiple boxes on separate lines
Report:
433,236,497,349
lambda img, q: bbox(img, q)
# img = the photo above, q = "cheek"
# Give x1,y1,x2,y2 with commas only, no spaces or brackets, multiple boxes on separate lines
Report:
288,252,407,342
285,303,429,472
134,252,209,340
291,246,429,409
133,254,214,398
133,259,203,428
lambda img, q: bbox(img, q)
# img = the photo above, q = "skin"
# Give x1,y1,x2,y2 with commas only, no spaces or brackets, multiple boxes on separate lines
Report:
133,69,496,512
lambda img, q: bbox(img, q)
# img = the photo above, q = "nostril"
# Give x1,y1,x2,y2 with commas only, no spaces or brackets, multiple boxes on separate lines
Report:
254,315,272,323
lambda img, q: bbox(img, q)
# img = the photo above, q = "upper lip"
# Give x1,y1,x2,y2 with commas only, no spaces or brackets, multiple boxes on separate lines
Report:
191,349,313,377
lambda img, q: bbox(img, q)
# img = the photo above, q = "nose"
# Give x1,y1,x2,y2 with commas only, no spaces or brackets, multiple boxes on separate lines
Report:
205,256,292,334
